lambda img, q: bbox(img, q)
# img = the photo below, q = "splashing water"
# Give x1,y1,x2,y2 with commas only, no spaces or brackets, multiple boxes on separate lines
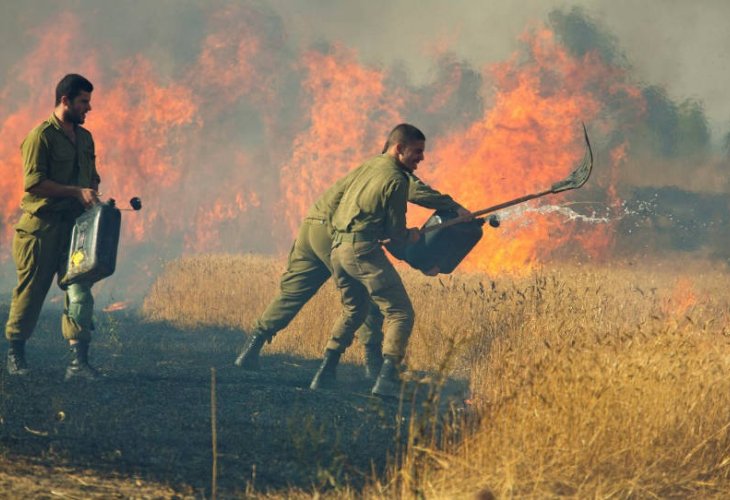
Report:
494,196,725,236
493,203,615,231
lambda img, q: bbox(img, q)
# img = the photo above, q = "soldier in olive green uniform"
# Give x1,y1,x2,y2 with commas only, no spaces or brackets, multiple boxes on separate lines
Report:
5,74,102,381
235,149,466,381
312,123,435,398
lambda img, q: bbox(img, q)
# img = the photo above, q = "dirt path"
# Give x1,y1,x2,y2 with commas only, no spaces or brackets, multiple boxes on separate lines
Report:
0,306,469,497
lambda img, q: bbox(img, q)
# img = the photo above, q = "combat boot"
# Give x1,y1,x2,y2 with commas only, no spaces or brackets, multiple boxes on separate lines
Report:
234,331,269,370
364,343,383,381
6,340,30,376
309,349,341,390
64,341,100,381
371,356,403,399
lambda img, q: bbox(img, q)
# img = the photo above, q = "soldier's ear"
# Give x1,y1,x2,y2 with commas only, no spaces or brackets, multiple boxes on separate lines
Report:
60,95,71,107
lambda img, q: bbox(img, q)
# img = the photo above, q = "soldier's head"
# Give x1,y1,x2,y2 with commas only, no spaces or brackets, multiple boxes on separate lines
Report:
55,74,93,125
382,123,426,172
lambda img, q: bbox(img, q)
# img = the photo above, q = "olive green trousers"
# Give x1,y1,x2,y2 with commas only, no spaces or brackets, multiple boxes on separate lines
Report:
5,212,94,342
253,218,383,346
327,240,414,359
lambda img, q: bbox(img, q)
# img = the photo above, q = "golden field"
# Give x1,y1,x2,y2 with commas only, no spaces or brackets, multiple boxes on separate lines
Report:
143,254,730,498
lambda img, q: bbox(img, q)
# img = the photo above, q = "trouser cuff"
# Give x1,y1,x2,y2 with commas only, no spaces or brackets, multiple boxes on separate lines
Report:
325,340,348,354
62,316,92,342
382,346,406,360
5,328,31,342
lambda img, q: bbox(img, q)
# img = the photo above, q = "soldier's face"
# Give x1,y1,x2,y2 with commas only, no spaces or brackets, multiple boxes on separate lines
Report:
397,140,426,172
63,91,92,125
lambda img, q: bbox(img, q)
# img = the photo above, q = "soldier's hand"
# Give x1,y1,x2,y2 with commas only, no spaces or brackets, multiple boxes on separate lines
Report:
422,266,440,276
407,228,421,243
76,187,100,208
456,206,474,220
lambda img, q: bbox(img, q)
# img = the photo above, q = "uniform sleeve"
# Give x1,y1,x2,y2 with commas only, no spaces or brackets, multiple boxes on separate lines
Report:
90,136,101,185
20,131,50,191
384,177,409,243
407,172,461,211
323,176,348,224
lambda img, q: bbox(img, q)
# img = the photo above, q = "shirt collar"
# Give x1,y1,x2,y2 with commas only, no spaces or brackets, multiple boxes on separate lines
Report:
49,112,76,132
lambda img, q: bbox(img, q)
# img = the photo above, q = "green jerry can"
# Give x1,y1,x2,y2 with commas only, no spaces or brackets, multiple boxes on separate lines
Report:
60,200,122,286
402,209,486,274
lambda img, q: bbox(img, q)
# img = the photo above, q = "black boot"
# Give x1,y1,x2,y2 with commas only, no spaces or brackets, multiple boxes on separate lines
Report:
234,331,269,370
309,350,341,390
6,340,29,376
371,356,403,399
64,341,100,381
364,343,383,381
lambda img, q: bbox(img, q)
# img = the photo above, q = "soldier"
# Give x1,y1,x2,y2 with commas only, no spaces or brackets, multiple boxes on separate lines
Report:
5,74,102,381
235,125,468,382
312,123,434,398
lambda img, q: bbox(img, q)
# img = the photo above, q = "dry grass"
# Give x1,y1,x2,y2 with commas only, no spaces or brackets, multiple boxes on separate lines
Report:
143,253,730,498
0,457,193,498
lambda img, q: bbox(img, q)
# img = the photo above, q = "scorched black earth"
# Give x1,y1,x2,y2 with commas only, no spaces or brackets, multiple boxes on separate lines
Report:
0,304,468,497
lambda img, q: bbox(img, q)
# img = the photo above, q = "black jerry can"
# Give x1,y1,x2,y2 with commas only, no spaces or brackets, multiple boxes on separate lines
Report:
61,201,122,286
404,209,484,274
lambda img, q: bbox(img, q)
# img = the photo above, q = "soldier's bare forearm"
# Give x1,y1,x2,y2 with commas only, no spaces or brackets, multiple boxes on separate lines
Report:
28,179,81,199
28,180,99,208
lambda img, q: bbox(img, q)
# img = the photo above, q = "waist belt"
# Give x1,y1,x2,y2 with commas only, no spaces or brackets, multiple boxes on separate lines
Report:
333,231,379,243
29,209,80,224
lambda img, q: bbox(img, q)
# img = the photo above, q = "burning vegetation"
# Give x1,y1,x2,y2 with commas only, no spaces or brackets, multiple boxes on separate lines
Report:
1,5,727,289
1,2,730,498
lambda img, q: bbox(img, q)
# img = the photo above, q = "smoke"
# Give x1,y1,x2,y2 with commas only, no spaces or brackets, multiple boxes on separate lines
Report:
548,7,626,67
0,1,728,305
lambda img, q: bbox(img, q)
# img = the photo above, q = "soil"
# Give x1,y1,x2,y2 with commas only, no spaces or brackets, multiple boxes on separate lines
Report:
0,305,469,498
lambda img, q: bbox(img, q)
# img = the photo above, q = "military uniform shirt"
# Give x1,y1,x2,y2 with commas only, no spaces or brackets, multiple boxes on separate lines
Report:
331,155,411,243
307,155,461,222
19,114,100,216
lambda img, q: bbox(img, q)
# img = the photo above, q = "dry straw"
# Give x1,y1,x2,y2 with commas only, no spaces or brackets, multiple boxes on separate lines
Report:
144,254,730,498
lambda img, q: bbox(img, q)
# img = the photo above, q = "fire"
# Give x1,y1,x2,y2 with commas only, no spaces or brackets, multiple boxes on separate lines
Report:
0,8,653,287
661,277,697,318
0,24,83,246
103,301,129,313
193,3,282,110
279,45,403,235
425,28,642,274
92,57,198,245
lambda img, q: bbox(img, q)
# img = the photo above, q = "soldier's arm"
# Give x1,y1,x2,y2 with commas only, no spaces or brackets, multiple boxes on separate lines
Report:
407,172,460,210
323,176,349,225
21,130,50,192
90,136,100,190
384,178,414,244
28,180,99,208
406,172,471,218
22,132,98,208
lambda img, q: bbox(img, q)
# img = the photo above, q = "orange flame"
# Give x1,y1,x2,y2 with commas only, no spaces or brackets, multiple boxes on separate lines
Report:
92,57,198,245
0,23,84,245
279,45,403,235
103,301,129,312
661,277,697,318
423,28,642,274
0,11,652,286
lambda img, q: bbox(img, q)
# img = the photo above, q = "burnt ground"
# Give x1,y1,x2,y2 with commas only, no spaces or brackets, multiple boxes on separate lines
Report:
0,304,469,498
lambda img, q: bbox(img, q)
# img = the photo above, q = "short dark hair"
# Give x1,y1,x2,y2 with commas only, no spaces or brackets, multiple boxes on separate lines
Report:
382,123,426,153
55,74,93,106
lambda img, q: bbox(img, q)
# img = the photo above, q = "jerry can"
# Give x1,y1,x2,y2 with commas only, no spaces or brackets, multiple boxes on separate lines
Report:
403,209,484,274
61,200,121,286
